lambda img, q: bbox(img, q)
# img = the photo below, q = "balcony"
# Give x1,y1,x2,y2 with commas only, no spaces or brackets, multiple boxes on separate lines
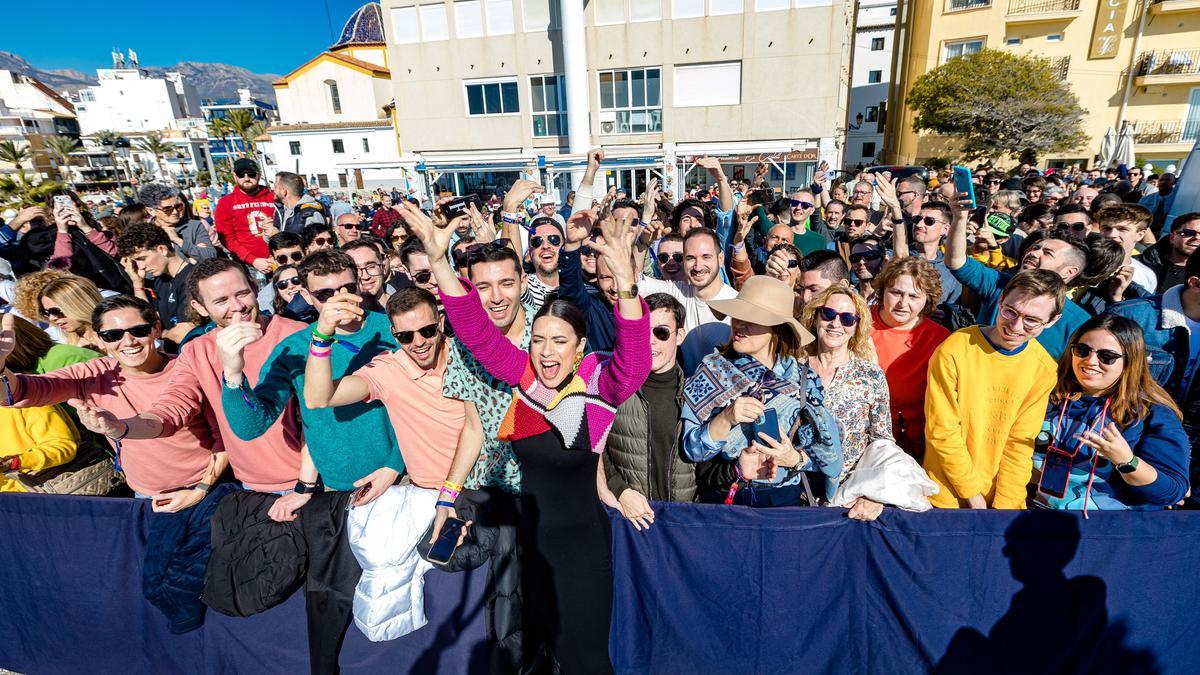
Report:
947,0,991,11
1046,55,1071,80
1132,120,1200,149
1006,0,1081,22
1134,49,1200,86
1149,0,1200,15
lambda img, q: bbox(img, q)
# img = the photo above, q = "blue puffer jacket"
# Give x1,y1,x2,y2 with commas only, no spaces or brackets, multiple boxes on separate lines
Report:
1106,287,1193,399
1032,397,1189,511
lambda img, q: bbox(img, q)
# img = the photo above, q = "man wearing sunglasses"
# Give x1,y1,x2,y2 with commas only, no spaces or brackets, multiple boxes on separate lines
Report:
848,235,887,303
138,183,220,264
116,224,197,350
655,234,686,283
214,158,277,274
334,212,365,247
520,216,563,311
272,172,327,236
892,201,963,306
1054,204,1094,241
786,189,829,255
556,205,640,353
1134,212,1200,294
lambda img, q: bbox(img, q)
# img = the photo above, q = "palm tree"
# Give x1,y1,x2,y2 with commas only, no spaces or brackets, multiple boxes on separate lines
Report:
225,108,258,154
43,135,82,188
90,130,127,189
244,120,268,154
0,139,32,174
135,132,173,182
209,117,236,175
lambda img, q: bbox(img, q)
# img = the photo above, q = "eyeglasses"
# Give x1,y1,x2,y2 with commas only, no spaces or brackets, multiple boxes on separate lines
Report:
357,262,383,277
274,276,302,291
1071,342,1124,366
897,191,916,199
311,236,333,247
274,251,304,265
40,306,65,320
529,234,562,249
97,323,155,343
849,249,884,264
156,202,185,213
817,306,860,327
998,304,1049,331
235,170,258,179
789,200,814,209
988,179,1002,184
657,252,684,265
309,281,358,303
1176,228,1200,239
652,325,673,341
411,270,433,285
392,323,439,344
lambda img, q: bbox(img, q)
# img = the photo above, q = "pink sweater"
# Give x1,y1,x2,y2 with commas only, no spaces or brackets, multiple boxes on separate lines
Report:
51,230,118,269
148,315,306,491
10,355,221,495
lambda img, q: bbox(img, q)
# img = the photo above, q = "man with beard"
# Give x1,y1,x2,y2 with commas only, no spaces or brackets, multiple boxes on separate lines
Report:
521,216,562,311
213,159,276,274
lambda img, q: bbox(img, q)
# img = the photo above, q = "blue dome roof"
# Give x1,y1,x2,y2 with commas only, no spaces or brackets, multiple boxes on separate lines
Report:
333,2,385,48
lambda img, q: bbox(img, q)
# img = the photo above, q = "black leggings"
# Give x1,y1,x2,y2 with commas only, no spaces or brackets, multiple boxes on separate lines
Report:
513,431,614,675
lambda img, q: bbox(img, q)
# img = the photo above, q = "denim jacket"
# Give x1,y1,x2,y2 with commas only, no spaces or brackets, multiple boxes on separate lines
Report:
1107,286,1193,399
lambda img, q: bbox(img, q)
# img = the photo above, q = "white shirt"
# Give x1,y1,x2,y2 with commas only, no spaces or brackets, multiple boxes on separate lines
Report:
1130,256,1157,294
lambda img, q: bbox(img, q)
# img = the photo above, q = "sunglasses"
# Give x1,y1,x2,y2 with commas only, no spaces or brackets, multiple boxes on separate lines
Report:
1176,228,1200,239
463,239,512,265
311,236,333,247
849,249,884,264
920,216,944,226
988,179,1002,185
530,234,563,249
411,270,433,285
40,306,65,320
789,200,814,209
817,306,860,327
657,252,684,265
1063,220,1089,231
1071,343,1124,366
392,323,439,344
310,281,358,303
580,245,597,257
336,221,359,229
274,276,302,291
652,325,673,341
846,218,867,227
156,202,185,213
235,170,258,179
275,251,304,265
98,323,154,343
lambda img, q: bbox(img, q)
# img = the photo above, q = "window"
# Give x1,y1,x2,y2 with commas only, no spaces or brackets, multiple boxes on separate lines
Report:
871,37,885,50
338,173,349,188
868,70,882,83
1006,36,1022,45
631,0,662,21
317,174,329,189
597,0,626,23
465,79,520,115
862,142,876,158
864,106,878,123
1046,33,1062,42
709,0,743,14
599,67,662,134
332,139,345,154
456,1,483,38
420,4,449,41
890,6,896,14
530,75,568,137
756,0,790,9
325,80,342,114
522,0,561,30
943,38,984,62
674,62,741,107
598,0,662,22
390,6,420,43
80,90,96,102
289,141,301,155
362,138,370,152
674,0,740,16
486,0,514,33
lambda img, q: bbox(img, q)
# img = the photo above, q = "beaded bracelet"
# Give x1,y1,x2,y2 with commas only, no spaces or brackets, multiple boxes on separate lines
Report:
435,500,456,509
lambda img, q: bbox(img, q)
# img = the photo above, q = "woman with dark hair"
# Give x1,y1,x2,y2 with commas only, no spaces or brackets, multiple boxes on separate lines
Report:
18,189,130,293
415,203,650,674
1032,314,1189,511
270,264,317,323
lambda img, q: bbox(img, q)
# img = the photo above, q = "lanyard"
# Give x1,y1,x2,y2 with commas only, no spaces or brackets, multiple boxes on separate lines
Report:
1050,395,1111,518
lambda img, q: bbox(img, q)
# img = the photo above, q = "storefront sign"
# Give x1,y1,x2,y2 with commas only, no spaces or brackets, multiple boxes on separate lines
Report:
714,149,821,163
1089,0,1129,60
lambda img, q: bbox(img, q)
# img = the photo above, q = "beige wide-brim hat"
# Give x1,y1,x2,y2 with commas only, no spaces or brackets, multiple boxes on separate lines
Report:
707,276,814,347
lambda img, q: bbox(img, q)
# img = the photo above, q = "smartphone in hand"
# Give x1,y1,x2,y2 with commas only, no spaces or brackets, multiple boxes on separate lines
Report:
952,166,977,209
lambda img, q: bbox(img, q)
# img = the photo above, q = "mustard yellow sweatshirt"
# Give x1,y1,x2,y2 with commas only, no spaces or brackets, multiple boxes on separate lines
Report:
922,326,1056,509
0,404,79,492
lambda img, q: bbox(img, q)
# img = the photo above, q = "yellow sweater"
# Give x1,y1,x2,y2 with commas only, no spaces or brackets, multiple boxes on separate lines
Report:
922,326,1056,509
0,405,79,493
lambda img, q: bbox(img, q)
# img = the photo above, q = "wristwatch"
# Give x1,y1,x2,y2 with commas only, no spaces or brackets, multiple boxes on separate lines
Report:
294,480,321,494
617,284,639,300
194,482,212,494
1115,456,1140,474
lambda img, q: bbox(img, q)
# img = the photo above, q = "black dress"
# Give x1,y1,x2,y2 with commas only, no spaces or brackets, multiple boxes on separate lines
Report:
512,429,614,675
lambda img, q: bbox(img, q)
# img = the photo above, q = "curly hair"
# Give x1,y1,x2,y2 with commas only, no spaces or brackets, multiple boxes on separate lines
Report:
116,223,173,258
136,183,181,210
798,285,876,360
12,268,67,321
874,257,943,319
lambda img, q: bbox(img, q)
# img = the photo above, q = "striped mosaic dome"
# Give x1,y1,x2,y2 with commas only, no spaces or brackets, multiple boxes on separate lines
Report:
333,2,385,48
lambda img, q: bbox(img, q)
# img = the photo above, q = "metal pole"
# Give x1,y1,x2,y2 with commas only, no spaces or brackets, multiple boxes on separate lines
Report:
560,0,589,189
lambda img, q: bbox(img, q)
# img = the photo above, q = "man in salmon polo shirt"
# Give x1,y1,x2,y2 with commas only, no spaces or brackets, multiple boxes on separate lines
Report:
74,258,305,494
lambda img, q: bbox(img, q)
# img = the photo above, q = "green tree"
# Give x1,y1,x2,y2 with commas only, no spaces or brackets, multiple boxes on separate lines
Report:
907,49,1088,164
225,108,265,153
0,173,63,207
90,130,127,188
0,140,32,173
43,135,83,188
209,117,237,174
135,132,174,182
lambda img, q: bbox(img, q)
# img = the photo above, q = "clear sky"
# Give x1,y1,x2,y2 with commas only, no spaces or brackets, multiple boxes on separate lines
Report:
5,0,372,75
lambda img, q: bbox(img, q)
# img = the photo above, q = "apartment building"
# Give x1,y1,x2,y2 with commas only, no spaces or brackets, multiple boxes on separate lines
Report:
380,0,854,198
846,0,897,168
0,70,79,180
885,0,1200,169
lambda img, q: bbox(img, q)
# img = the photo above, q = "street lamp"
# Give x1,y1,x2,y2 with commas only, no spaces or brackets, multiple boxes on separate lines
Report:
848,112,866,131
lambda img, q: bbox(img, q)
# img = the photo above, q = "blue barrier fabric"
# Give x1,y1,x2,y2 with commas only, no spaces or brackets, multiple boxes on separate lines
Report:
3,494,1200,674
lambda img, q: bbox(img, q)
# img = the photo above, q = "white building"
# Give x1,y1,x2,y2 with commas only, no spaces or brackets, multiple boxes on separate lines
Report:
0,70,80,180
262,3,406,192
845,0,896,169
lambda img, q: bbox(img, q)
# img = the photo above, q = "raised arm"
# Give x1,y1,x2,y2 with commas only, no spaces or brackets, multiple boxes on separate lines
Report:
303,292,370,409
945,189,971,271
590,213,650,407
696,156,732,213
573,148,604,211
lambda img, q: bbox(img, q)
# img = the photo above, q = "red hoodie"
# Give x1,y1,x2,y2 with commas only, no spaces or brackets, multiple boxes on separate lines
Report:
214,185,276,265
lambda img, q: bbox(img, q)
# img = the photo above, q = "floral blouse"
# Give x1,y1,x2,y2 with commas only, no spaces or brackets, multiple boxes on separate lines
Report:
818,356,893,482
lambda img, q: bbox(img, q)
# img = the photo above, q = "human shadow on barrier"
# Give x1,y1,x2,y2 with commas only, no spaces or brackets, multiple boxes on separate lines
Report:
935,510,1159,675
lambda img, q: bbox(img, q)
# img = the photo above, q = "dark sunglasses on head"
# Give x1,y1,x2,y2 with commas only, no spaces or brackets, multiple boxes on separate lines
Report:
817,306,860,327
849,249,884,264
651,325,673,341
530,234,563,249
789,200,814,209
411,270,433,285
274,276,302,291
275,251,303,265
657,252,684,265
98,323,154,343
392,323,439,344
310,281,358,303
40,306,65,320
1071,343,1124,366
235,170,258,179
463,239,512,266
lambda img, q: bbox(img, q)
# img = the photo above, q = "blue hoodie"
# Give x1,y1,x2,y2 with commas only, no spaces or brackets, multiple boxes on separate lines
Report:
1033,396,1189,510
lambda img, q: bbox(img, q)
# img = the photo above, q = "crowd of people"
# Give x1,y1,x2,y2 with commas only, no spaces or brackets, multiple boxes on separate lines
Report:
0,148,1197,674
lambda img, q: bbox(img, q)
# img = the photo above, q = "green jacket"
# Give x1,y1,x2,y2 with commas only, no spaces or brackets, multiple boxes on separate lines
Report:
603,365,697,502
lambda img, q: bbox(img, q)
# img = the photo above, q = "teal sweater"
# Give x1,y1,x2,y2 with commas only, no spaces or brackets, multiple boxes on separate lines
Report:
222,311,404,490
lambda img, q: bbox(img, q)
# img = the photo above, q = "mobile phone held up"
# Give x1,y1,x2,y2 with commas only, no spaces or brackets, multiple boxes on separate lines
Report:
53,195,73,210
952,166,977,209
427,516,467,565
441,195,481,221
752,408,782,444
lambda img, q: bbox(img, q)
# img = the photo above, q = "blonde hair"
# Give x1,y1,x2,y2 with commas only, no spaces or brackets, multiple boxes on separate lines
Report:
799,286,876,360
38,275,102,342
13,269,67,320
